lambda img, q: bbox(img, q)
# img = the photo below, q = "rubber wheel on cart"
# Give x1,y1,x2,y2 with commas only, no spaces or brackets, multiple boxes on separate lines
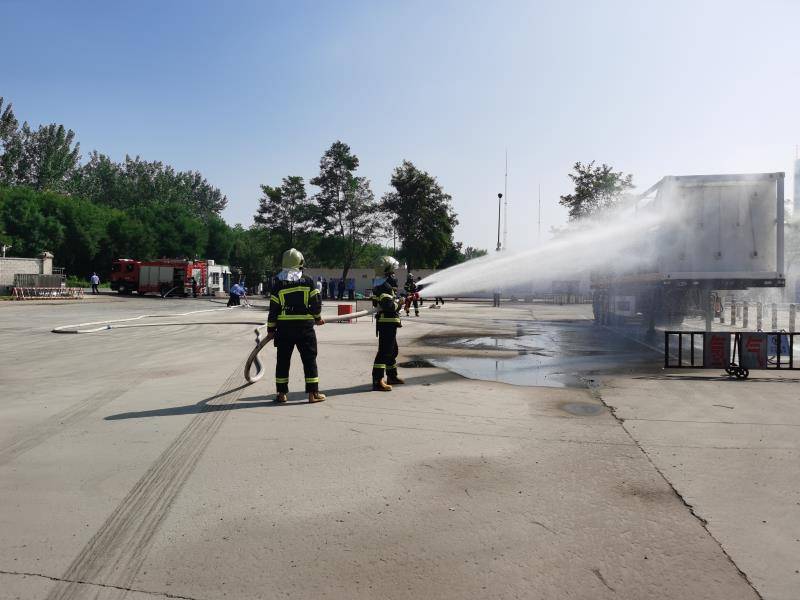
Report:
117,283,127,295
735,368,749,380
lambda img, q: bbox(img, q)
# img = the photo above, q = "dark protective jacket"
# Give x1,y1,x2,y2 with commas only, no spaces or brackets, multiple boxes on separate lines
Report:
404,278,417,294
267,275,322,333
373,280,402,327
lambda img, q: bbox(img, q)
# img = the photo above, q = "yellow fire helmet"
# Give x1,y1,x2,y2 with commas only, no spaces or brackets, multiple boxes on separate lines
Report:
375,255,399,277
281,248,305,269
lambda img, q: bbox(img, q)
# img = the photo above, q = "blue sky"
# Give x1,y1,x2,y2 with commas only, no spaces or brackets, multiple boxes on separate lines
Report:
2,0,798,250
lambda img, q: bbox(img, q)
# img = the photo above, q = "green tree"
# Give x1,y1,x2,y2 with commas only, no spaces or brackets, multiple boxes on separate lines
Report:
0,187,65,256
0,109,80,192
41,192,111,276
229,225,279,286
382,160,458,269
26,124,81,191
437,242,488,269
0,98,21,185
463,246,488,261
0,97,17,140
559,161,634,220
206,214,236,263
69,152,228,217
309,141,384,280
254,176,309,249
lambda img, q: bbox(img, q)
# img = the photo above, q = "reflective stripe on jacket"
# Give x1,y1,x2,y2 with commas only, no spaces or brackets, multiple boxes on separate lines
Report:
372,281,401,326
267,276,322,331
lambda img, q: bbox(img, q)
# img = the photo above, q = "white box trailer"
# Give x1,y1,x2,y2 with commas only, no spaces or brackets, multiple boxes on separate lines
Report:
594,172,785,329
643,173,784,284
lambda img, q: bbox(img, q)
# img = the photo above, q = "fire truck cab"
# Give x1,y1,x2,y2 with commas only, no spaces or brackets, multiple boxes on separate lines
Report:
110,259,207,297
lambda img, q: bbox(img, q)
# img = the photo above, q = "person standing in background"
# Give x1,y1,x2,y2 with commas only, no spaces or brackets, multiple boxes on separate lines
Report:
316,276,323,298
90,272,100,295
329,278,336,299
321,276,328,299
228,282,244,306
403,273,420,317
371,256,404,391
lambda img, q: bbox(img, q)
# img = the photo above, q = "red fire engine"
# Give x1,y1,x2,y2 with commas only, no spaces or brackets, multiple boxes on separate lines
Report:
110,259,207,297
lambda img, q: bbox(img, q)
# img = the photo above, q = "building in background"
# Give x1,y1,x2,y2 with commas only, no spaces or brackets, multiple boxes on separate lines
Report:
0,252,54,295
206,260,232,296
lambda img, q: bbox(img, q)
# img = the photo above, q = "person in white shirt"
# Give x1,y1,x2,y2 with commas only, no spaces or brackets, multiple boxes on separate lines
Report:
315,277,323,296
90,272,100,295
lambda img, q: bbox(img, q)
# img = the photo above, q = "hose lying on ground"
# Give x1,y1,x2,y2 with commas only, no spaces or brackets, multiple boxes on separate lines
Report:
244,309,374,383
51,305,256,334
51,302,374,386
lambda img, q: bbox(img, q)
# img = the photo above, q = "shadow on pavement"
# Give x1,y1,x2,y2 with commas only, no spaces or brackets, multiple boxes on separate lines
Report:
104,372,457,420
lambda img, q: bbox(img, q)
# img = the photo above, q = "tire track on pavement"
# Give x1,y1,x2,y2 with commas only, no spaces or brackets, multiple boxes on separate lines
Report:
0,387,130,466
45,365,248,600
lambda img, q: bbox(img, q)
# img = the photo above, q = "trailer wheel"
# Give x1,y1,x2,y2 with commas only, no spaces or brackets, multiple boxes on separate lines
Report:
117,283,127,295
735,368,749,380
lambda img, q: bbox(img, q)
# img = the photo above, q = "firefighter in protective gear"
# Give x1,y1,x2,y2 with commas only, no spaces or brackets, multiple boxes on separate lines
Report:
265,248,326,403
372,256,404,391
403,273,420,317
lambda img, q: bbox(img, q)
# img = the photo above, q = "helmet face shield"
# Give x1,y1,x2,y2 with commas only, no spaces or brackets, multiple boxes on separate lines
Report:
375,256,399,277
282,248,305,269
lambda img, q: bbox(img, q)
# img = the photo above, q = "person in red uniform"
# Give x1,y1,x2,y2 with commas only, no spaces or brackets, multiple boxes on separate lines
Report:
403,273,420,317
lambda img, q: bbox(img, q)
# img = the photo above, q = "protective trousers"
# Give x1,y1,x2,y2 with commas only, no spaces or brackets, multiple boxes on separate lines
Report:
275,326,319,393
372,324,399,382
404,296,419,315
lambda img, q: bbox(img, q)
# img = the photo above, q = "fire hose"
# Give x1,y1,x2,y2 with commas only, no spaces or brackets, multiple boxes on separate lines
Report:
52,303,374,385
51,305,259,334
244,309,373,383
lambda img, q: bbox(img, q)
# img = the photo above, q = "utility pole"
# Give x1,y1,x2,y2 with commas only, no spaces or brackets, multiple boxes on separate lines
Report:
496,193,503,252
503,150,508,251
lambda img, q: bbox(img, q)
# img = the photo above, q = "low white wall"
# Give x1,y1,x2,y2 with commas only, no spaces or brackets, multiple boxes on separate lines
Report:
0,253,53,294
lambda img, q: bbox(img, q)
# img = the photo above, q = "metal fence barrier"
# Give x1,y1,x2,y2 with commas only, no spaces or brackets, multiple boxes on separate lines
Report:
13,273,65,288
664,330,798,379
12,287,84,300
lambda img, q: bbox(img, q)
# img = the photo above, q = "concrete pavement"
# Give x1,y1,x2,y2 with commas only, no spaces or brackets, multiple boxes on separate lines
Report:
0,297,788,598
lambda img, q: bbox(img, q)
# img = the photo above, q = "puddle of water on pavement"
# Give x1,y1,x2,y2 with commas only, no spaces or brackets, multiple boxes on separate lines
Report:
425,320,658,389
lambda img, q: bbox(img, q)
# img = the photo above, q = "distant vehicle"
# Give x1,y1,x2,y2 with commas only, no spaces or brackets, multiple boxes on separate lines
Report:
110,258,208,297
593,172,785,331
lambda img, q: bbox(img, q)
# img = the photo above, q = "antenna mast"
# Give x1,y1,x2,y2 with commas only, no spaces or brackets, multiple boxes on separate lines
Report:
537,184,541,243
503,150,508,250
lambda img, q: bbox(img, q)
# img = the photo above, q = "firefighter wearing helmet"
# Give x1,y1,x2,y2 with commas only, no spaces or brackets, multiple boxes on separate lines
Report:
265,248,326,403
403,272,420,317
371,256,404,391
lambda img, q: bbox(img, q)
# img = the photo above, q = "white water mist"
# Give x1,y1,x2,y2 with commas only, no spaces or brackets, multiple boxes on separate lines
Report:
419,201,672,297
